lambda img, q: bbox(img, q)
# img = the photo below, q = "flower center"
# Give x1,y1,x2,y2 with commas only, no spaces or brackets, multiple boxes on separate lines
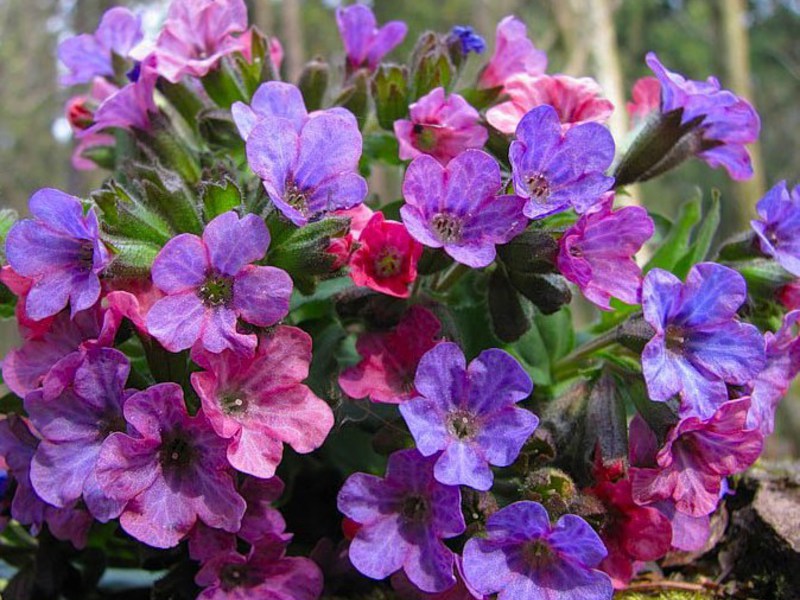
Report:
220,563,257,590
221,391,249,416
447,410,477,439
401,494,429,523
665,324,686,352
431,213,463,243
373,246,403,278
285,179,309,215
198,274,234,307
160,432,195,469
526,173,550,202
78,241,95,271
521,539,556,568
98,413,126,439
412,124,437,151
568,244,583,258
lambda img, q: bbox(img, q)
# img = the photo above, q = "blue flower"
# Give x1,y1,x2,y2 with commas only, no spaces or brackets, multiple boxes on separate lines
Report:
450,26,486,55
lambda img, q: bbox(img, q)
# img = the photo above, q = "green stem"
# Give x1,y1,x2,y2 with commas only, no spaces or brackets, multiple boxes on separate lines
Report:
552,328,621,378
433,262,469,294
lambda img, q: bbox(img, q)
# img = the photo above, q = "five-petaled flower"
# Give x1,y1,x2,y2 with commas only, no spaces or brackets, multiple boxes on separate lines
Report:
751,180,800,277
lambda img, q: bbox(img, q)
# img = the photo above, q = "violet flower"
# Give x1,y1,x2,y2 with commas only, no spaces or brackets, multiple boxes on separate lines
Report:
400,150,527,268
630,398,763,517
394,88,488,165
246,109,368,226
557,194,654,310
154,0,249,83
337,449,466,593
58,7,143,86
478,16,546,90
751,181,800,277
25,348,129,522
462,501,613,600
145,211,292,354
646,52,760,181
95,383,246,548
336,4,407,71
5,188,111,321
399,343,537,491
190,326,334,478
509,105,615,220
641,262,766,420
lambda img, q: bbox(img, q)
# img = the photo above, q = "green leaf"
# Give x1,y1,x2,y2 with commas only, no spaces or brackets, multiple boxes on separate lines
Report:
488,269,530,342
672,191,721,278
200,179,243,221
645,191,702,273
0,280,16,319
459,86,504,110
93,181,174,246
0,208,18,263
508,307,574,386
362,132,403,167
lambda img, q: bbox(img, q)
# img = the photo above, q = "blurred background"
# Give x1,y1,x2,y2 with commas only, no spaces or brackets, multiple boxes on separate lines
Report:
0,0,798,455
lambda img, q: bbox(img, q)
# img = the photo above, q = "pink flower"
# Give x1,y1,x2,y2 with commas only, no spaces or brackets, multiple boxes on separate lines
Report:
630,398,763,517
627,76,660,127
349,213,423,298
339,305,441,404
190,326,334,478
153,0,249,83
486,74,614,135
327,204,376,270
778,280,800,310
68,78,117,170
557,195,654,310
0,266,55,339
96,383,246,548
478,16,546,90
395,88,488,165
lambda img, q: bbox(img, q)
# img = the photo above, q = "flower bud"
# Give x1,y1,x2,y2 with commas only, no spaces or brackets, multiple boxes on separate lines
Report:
334,69,369,127
66,96,95,130
409,31,454,99
371,64,409,131
298,57,330,111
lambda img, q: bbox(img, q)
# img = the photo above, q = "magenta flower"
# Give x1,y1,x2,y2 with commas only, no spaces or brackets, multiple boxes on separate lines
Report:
641,262,766,420
646,52,760,181
400,150,527,268
487,74,614,135
339,305,442,404
751,181,800,277
190,326,334,478
630,398,763,517
195,537,323,600
399,343,536,491
627,76,661,127
462,501,613,600
336,4,407,71
246,108,368,226
154,0,249,83
145,211,292,354
337,449,466,593
96,383,246,548
746,310,800,436
395,88,488,165
58,7,143,86
0,415,94,548
557,195,654,310
509,105,615,220
5,188,111,321
25,348,129,522
478,16,546,90
85,54,160,133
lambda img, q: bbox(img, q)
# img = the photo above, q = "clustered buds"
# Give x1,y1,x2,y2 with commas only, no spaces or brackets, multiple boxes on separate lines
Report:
0,1,796,599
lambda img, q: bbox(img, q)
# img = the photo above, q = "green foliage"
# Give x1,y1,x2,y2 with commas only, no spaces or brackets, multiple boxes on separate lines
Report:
508,307,574,387
200,178,243,221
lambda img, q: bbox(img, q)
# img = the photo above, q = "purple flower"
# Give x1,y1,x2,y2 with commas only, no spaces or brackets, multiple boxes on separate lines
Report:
509,105,615,220
5,189,111,321
449,26,486,55
751,181,800,277
145,211,292,354
58,7,143,86
337,449,466,593
394,88,489,165
232,81,352,141
630,398,763,517
557,194,654,310
462,501,613,600
641,262,766,420
25,348,129,522
95,383,246,548
400,150,527,268
336,4,407,71
84,54,160,133
399,343,536,491
246,110,368,226
154,0,249,83
195,537,324,600
0,415,94,548
746,310,800,436
646,52,760,181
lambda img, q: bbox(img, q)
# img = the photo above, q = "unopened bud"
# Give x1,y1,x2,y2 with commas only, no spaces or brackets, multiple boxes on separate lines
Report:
298,57,330,111
66,97,94,130
409,31,454,99
372,64,409,131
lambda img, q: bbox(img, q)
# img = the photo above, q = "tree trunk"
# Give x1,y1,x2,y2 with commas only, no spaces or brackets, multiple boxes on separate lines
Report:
280,0,304,83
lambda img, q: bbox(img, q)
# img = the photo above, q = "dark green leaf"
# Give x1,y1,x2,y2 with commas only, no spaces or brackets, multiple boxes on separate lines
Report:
488,269,530,342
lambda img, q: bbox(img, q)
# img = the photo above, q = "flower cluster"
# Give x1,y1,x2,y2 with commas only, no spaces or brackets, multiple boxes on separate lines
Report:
0,1,795,598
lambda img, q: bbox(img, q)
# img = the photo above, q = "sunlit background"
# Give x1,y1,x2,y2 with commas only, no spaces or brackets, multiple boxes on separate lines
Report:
1,0,798,456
